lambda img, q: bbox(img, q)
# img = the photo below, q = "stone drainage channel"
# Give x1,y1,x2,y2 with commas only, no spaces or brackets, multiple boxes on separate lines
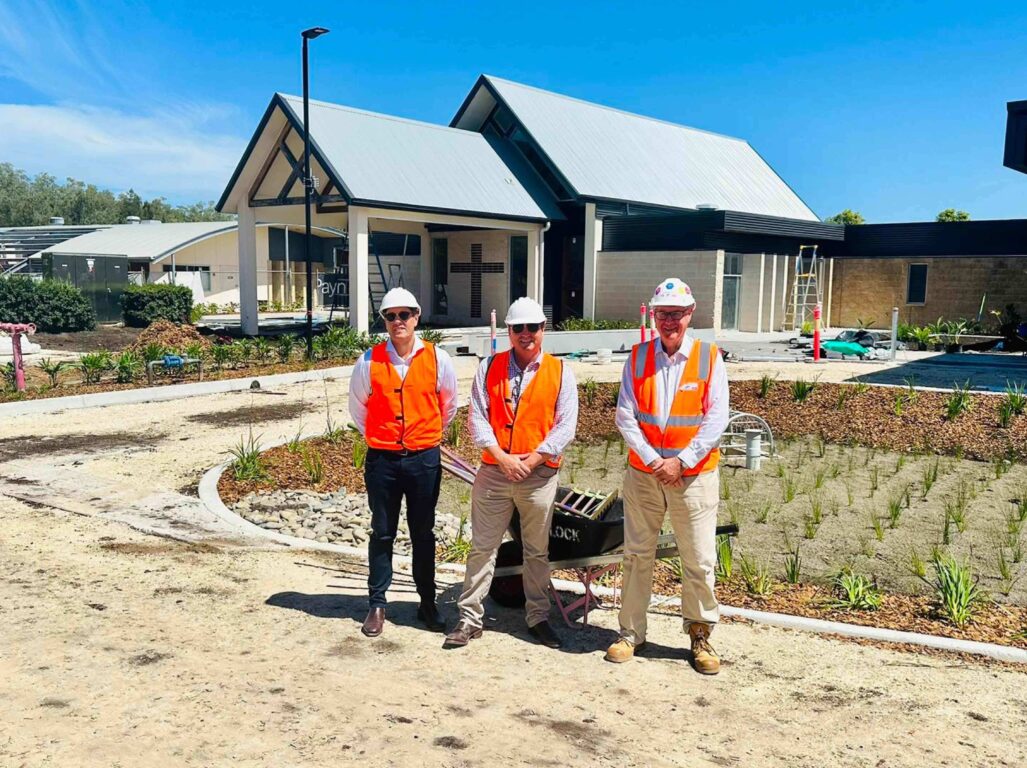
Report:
200,460,1027,666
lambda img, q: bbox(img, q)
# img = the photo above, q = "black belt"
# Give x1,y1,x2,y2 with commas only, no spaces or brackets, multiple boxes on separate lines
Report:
368,445,439,458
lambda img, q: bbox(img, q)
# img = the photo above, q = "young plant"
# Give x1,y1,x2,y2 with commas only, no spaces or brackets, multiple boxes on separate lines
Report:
997,548,1017,597
829,569,882,611
926,554,985,627
211,343,234,371
784,544,802,584
739,555,773,596
894,454,906,474
844,480,854,507
803,514,820,540
758,374,777,398
417,327,445,345
183,342,206,361
909,549,927,579
228,429,265,481
444,418,462,448
869,466,879,495
921,458,939,498
36,358,66,388
791,377,816,403
851,379,870,395
835,385,854,410
350,432,368,469
78,351,113,384
944,380,974,420
302,446,325,484
781,473,797,503
714,534,733,582
276,334,298,363
1,362,15,391
582,376,599,407
440,513,473,564
720,476,731,500
114,351,143,384
813,466,827,491
140,342,168,364
809,495,823,525
754,501,774,525
887,492,904,529
286,423,305,453
1003,380,1027,417
870,513,884,542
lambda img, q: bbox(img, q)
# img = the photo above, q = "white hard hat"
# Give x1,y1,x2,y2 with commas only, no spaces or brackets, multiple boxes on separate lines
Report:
650,278,696,309
505,297,547,325
379,287,420,313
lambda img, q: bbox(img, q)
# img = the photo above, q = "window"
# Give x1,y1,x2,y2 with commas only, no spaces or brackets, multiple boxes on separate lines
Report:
509,235,527,304
906,264,928,305
432,239,448,315
725,253,742,276
163,264,211,291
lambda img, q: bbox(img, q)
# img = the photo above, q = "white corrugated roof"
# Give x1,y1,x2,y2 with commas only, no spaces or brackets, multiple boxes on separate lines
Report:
41,222,237,261
277,95,562,221
480,76,819,221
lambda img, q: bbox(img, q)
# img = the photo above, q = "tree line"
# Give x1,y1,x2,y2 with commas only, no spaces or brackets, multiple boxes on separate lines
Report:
824,208,971,225
0,163,234,227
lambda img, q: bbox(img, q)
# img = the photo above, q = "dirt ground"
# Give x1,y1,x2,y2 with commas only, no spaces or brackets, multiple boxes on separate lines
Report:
2,356,1027,766
31,324,142,353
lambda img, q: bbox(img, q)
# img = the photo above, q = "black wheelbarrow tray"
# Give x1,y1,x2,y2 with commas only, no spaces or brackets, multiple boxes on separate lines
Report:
441,447,739,627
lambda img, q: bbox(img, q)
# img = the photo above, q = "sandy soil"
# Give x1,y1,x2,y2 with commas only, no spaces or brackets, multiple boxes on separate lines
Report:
2,357,1027,766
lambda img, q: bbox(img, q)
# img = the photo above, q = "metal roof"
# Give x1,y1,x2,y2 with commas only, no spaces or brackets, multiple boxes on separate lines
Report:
41,222,237,261
455,76,819,222
220,94,562,222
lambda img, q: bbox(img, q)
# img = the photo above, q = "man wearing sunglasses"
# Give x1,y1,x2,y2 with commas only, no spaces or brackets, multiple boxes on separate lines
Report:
444,297,578,650
605,278,729,675
348,287,458,638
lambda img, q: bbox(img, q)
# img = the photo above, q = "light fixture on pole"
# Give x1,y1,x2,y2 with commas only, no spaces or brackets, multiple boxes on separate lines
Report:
301,26,330,360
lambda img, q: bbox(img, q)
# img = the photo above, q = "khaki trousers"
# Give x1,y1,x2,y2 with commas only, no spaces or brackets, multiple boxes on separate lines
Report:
619,466,720,645
457,463,559,629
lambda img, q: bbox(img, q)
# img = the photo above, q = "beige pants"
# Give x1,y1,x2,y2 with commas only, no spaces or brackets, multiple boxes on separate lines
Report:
457,463,559,629
619,466,720,645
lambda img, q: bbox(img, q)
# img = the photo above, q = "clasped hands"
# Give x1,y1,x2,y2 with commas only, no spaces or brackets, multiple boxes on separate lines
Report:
648,456,685,487
494,450,546,482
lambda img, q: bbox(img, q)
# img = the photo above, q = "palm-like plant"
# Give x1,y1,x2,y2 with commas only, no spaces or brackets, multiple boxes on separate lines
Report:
37,358,67,388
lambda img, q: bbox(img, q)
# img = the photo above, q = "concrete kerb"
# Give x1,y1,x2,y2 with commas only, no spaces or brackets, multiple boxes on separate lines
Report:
198,454,1027,664
0,364,357,417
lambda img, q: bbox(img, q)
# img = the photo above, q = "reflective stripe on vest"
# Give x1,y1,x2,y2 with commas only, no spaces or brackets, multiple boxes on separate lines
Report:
628,338,720,476
480,350,563,469
364,341,443,451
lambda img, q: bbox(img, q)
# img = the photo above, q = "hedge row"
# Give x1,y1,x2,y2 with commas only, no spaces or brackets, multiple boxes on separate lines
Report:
121,284,193,327
0,277,95,332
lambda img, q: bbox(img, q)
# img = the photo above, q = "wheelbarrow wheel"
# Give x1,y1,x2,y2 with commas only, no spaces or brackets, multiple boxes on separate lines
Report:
489,540,526,608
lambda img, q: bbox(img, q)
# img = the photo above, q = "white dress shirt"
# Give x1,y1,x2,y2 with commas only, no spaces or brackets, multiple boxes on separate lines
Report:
615,335,729,469
469,348,578,458
348,337,459,437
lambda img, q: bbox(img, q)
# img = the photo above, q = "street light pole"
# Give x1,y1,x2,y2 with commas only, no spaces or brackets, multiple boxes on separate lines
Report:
301,26,329,360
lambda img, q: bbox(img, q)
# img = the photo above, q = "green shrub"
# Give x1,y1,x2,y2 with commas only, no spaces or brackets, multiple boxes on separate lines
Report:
121,284,193,327
556,318,638,331
418,328,446,345
0,277,95,332
114,351,143,384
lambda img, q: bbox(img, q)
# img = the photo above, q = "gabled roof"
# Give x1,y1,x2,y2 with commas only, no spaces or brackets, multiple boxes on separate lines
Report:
41,222,237,262
218,93,562,222
452,75,819,222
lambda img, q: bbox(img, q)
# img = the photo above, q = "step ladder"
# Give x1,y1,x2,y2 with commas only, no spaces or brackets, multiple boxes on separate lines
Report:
783,244,822,331
366,232,407,329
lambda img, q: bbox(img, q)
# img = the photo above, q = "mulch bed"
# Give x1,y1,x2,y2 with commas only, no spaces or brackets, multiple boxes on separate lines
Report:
126,320,215,355
646,561,1027,650
732,380,1027,461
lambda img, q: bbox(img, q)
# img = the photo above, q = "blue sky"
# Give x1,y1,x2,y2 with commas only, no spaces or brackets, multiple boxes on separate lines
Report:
1,0,1025,221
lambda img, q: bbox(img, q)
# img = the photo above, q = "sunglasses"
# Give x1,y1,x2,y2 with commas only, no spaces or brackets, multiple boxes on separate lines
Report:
382,310,417,323
654,310,692,321
509,323,544,334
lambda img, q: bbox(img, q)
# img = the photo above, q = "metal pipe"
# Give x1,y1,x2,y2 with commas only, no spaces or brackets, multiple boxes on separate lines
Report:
891,306,899,360
745,429,762,471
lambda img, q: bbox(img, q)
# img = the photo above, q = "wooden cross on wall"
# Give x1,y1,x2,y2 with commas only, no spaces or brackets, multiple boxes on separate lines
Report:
450,243,504,318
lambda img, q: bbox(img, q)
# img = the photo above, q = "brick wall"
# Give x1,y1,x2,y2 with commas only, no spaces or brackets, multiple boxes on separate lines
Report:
595,250,723,330
829,256,1027,328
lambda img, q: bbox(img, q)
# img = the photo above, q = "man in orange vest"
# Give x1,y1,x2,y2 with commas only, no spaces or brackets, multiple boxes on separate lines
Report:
348,287,458,638
605,278,729,674
444,297,578,650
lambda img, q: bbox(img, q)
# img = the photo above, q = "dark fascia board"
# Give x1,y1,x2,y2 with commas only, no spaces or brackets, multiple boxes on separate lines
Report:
216,94,354,213
347,197,551,225
451,75,581,202
1004,99,1027,174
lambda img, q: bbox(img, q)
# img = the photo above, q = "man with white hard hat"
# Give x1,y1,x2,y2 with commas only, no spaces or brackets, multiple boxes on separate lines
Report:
444,297,578,650
348,287,458,638
605,278,729,674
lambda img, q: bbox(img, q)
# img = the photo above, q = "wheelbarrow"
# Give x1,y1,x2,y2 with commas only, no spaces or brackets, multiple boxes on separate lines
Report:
441,447,739,627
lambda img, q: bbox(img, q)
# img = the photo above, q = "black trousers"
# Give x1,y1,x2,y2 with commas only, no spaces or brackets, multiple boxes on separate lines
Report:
364,446,441,609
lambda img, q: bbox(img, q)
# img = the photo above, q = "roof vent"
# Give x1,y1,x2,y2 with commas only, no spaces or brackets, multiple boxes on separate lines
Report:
125,216,141,224
696,203,718,211
49,216,65,225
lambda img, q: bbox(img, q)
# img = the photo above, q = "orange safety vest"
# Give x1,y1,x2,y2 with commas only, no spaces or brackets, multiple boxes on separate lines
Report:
627,338,720,476
481,350,564,469
364,341,443,451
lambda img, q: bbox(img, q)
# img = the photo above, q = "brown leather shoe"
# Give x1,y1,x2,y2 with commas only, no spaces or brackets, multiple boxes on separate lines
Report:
689,623,720,675
604,638,645,663
417,602,445,632
528,620,562,649
361,607,385,637
442,621,483,649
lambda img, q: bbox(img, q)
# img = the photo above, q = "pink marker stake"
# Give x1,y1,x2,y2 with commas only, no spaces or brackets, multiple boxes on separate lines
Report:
813,303,822,362
490,309,497,359
639,303,646,344
649,308,656,341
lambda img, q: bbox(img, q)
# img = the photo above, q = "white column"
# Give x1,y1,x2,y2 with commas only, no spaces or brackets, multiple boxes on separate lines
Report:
712,249,725,333
238,201,259,335
756,252,766,333
582,203,602,320
348,206,370,333
419,227,432,320
826,257,835,329
769,254,778,332
527,226,541,305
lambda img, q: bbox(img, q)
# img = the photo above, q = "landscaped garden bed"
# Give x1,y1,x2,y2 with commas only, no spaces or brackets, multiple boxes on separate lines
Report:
1,321,381,403
214,378,1027,651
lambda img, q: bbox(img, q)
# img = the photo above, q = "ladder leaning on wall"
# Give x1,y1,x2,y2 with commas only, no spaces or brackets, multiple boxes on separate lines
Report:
783,244,823,331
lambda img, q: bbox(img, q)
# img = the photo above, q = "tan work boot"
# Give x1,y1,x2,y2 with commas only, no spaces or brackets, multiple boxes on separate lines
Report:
604,638,644,663
688,623,720,675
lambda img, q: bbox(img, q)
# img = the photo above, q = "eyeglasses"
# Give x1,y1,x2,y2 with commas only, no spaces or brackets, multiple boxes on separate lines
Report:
509,323,544,334
654,310,691,321
382,310,416,323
